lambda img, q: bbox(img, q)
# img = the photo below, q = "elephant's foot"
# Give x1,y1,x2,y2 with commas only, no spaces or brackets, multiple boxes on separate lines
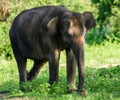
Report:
27,72,37,81
67,83,77,93
78,89,87,96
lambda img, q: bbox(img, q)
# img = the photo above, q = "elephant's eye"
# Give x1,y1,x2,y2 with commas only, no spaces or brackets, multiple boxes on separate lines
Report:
65,21,70,26
61,20,70,32
68,21,80,38
62,20,70,29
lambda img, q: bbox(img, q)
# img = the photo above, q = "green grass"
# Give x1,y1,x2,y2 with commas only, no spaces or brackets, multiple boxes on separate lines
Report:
0,43,120,100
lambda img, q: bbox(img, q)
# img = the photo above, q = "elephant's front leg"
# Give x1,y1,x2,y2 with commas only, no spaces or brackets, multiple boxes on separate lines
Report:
48,49,60,84
72,40,87,95
66,48,77,92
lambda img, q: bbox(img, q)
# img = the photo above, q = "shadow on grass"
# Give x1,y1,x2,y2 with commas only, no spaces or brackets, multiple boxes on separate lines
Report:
0,65,120,99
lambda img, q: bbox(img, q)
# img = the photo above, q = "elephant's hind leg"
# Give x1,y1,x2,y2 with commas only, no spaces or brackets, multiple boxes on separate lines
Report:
27,60,46,81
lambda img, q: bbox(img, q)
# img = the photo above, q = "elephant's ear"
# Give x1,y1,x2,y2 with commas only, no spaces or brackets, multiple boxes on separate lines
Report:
47,17,58,34
83,12,96,30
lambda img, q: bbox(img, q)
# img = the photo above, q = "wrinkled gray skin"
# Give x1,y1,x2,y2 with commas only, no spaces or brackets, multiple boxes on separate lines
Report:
9,5,96,94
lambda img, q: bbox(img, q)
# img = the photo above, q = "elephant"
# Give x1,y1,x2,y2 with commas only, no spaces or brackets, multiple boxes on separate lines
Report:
9,5,96,94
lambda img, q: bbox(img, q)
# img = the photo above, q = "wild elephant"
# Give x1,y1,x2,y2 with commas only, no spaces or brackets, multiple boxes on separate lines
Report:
9,5,96,94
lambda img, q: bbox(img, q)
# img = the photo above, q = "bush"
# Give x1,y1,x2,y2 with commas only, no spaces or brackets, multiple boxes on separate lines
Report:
90,0,120,44
0,22,12,59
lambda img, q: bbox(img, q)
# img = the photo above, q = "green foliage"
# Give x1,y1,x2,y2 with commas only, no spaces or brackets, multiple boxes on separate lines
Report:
49,82,67,97
90,0,120,44
85,66,120,99
0,22,12,59
86,27,120,45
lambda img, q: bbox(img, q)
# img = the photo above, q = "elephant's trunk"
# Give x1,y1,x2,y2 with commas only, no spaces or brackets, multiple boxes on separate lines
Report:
71,37,85,92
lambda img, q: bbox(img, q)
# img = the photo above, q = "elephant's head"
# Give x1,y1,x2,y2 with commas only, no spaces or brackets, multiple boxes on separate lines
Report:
47,11,96,46
47,11,96,93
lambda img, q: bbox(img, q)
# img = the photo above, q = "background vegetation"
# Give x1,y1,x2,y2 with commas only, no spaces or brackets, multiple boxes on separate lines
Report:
0,0,120,99
0,0,120,59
